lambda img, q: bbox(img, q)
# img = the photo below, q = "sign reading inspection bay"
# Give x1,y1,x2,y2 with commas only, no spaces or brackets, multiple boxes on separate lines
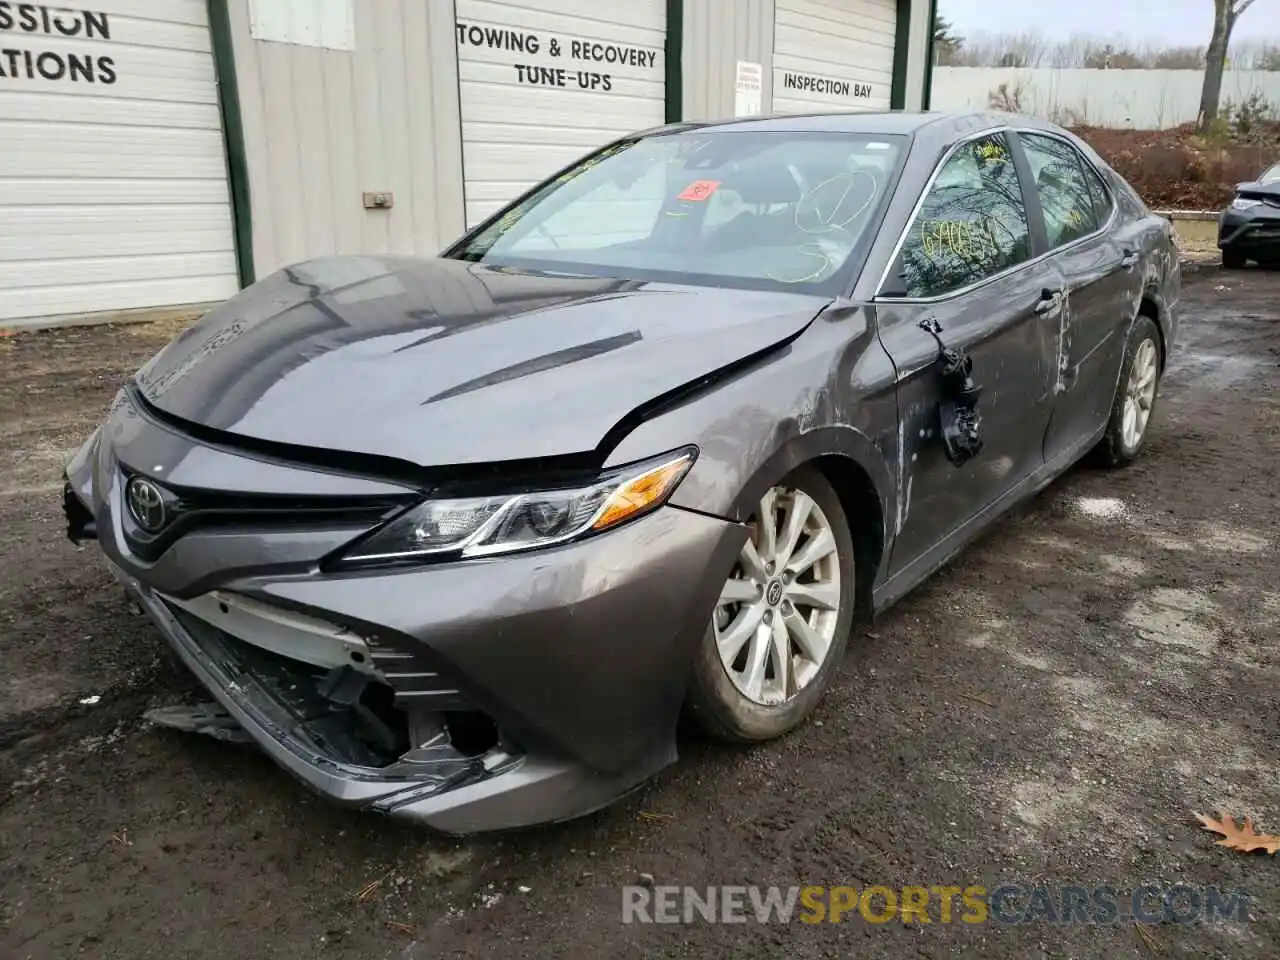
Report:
454,0,666,228
771,0,896,114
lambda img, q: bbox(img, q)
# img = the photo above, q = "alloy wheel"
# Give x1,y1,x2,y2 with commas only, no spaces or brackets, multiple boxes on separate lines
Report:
1123,338,1159,450
712,486,843,706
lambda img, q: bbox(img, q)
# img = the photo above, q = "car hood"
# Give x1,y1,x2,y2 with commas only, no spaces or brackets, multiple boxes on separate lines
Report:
134,256,831,467
1237,180,1280,199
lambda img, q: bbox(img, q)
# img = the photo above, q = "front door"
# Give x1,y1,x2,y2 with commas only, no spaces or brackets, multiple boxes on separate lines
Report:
1015,130,1145,464
874,131,1061,576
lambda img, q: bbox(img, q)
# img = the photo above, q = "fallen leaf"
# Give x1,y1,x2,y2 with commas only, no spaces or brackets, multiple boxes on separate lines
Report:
354,868,395,902
1134,922,1165,954
960,692,995,707
1194,811,1280,854
638,811,675,822
386,920,416,936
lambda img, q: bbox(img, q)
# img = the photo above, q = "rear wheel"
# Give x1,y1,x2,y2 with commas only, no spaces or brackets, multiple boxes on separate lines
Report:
1222,247,1247,269
686,465,854,743
1094,314,1162,468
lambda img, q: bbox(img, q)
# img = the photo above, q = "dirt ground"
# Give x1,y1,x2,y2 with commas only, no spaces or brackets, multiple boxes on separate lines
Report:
1,263,1278,960
1073,123,1277,210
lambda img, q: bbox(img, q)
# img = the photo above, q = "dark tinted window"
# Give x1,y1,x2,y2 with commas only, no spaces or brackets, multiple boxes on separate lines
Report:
894,133,1032,299
1081,159,1113,223
1019,132,1102,247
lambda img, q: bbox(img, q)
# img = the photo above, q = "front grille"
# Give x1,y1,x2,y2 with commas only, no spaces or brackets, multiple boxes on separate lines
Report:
126,473,412,519
120,464,412,561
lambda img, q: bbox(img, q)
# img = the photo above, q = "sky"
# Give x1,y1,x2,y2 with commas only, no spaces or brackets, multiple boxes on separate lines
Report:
940,0,1278,47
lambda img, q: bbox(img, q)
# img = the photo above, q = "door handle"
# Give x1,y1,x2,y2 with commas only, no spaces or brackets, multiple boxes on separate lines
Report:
1120,249,1140,270
1034,289,1063,315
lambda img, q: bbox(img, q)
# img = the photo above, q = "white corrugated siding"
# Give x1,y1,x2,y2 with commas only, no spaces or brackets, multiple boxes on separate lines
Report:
0,0,239,326
771,0,897,114
455,0,666,228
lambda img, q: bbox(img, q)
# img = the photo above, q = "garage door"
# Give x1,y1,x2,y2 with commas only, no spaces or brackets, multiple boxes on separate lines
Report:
771,0,896,114
455,0,666,228
0,0,239,327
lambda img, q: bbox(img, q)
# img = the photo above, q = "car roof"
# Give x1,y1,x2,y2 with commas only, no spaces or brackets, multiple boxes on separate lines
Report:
643,110,1070,140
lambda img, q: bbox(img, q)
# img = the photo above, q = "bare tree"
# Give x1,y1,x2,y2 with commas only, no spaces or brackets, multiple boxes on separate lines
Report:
933,14,964,65
939,28,1280,72
1152,46,1206,69
1197,0,1258,131
1256,43,1280,70
1084,45,1145,69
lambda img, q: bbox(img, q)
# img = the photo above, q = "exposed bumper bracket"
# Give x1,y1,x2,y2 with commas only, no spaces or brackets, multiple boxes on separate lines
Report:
144,702,257,745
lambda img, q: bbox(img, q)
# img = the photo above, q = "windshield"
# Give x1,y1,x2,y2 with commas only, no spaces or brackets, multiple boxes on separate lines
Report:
446,130,907,295
1262,163,1280,184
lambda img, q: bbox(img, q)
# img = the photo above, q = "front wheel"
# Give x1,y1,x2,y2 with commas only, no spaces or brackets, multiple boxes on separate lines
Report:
1093,314,1162,468
1222,247,1247,269
686,465,855,743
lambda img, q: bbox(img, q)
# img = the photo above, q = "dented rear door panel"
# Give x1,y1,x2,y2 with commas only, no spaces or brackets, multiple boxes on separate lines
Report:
1040,231,1136,462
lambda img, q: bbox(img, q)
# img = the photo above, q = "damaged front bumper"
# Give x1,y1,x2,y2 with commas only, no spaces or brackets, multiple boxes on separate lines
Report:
111,565,527,822
64,403,742,834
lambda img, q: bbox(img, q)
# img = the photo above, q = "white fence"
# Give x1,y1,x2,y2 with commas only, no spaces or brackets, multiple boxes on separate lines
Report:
931,67,1280,129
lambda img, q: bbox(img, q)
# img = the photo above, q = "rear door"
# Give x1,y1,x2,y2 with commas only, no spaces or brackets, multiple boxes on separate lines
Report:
874,131,1061,576
1014,130,1143,464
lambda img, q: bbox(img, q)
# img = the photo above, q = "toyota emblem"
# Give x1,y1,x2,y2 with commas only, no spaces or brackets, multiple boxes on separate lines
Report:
126,476,168,533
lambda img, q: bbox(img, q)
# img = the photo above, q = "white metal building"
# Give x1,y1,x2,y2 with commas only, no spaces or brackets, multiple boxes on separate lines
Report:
0,0,937,330
0,0,240,326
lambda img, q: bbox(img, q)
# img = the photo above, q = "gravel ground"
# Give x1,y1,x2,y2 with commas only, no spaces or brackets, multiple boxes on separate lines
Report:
1,263,1277,960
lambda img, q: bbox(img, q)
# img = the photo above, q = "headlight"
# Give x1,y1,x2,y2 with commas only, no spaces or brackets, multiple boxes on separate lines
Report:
336,448,696,565
1231,196,1262,211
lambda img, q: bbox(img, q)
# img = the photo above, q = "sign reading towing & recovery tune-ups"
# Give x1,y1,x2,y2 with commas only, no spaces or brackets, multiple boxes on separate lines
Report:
453,0,666,228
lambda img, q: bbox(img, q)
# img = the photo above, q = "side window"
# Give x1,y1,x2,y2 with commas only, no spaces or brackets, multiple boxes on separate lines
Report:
1019,133,1103,248
1080,158,1114,224
895,133,1032,299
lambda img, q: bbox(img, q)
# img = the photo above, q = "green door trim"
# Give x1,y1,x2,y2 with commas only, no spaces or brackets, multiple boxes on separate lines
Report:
664,0,683,122
922,0,938,109
890,0,911,110
207,0,255,287
890,0,937,111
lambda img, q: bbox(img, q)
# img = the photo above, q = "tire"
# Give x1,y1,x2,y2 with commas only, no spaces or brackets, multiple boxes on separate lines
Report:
1221,248,1247,269
1093,314,1162,469
686,464,855,743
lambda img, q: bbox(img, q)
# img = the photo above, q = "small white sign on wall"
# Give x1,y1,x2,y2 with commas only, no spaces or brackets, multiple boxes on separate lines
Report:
250,0,355,51
734,60,763,117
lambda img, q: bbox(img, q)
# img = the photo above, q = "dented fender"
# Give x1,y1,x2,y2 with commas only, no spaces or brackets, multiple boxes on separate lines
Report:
601,302,901,554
